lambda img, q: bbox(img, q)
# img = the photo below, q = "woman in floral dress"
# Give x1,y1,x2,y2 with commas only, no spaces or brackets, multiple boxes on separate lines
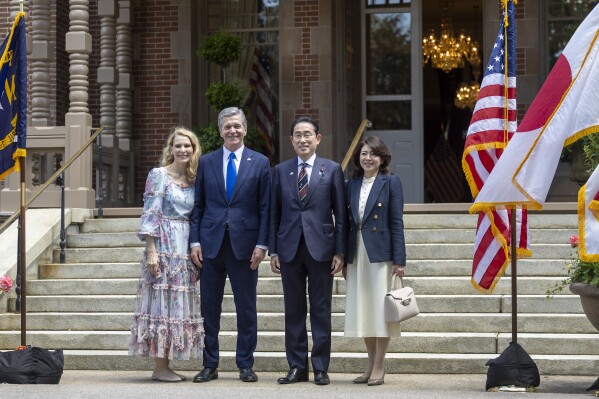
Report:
129,127,204,382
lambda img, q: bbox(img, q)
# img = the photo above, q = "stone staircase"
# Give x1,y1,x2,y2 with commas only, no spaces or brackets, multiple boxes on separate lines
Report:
1,214,598,375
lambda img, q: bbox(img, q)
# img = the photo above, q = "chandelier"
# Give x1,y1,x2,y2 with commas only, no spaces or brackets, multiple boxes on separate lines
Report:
454,81,480,110
422,1,481,73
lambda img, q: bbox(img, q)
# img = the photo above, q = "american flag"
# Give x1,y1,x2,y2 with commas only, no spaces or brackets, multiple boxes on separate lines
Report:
249,48,274,160
462,0,530,294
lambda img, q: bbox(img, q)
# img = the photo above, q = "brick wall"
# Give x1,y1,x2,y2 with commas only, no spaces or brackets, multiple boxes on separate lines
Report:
294,0,320,120
131,2,181,202
279,0,335,161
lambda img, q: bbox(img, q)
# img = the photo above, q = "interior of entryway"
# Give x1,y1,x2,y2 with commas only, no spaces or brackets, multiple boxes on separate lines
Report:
422,0,483,203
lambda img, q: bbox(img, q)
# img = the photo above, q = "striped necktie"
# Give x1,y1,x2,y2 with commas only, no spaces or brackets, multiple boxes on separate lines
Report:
298,162,308,205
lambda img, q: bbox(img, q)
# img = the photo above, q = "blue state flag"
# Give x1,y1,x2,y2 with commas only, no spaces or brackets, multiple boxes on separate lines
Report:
0,12,27,181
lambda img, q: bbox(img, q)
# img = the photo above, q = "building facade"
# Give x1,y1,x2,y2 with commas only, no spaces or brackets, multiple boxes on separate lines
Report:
0,0,590,210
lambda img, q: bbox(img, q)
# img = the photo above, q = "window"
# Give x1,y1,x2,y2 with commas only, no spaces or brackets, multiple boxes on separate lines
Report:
545,0,597,71
364,5,412,129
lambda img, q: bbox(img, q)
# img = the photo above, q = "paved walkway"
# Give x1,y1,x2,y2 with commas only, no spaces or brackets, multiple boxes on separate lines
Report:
0,372,597,399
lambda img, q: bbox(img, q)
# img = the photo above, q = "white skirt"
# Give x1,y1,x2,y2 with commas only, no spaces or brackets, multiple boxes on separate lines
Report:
344,231,401,337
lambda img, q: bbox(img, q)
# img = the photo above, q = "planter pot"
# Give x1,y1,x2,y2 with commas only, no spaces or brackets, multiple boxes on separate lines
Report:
570,282,599,332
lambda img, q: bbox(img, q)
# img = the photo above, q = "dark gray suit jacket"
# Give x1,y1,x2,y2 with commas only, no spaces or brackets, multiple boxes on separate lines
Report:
269,156,347,263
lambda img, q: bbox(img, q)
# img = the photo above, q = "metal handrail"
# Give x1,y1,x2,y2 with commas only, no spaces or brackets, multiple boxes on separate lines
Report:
0,126,104,235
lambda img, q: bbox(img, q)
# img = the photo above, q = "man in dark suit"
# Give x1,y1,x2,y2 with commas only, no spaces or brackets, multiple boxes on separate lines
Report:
269,116,347,385
189,107,270,383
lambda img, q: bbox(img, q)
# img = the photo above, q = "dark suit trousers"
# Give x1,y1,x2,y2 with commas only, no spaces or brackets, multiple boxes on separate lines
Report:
280,235,334,372
200,231,258,368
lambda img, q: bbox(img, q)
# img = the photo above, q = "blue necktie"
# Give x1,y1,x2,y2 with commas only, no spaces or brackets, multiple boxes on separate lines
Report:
226,152,237,202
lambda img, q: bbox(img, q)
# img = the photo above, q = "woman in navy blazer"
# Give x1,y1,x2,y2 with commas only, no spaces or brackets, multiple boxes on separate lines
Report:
343,136,406,386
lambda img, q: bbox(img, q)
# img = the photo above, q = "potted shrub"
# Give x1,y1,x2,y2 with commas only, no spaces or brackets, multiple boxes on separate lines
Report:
564,235,599,330
549,135,599,332
195,31,266,155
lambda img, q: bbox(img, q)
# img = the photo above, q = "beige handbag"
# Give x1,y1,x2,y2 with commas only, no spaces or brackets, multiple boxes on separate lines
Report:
384,276,419,323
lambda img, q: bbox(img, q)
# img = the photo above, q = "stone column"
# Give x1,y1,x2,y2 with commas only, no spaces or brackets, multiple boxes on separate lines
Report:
64,0,95,208
116,0,133,204
116,1,133,141
98,0,119,206
30,0,52,126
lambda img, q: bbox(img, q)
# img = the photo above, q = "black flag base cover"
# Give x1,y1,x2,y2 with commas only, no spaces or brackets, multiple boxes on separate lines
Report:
0,346,64,384
485,342,540,392
587,376,599,394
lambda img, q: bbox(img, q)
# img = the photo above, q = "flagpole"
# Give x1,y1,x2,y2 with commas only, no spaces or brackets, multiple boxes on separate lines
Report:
19,156,26,346
504,0,518,344
510,208,518,343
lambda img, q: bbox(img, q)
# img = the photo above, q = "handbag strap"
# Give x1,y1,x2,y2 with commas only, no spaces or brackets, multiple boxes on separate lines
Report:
390,275,404,291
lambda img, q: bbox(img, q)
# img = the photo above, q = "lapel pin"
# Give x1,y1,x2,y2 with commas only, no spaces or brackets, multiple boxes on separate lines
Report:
290,172,294,176
247,157,252,162
319,168,324,176
378,202,382,207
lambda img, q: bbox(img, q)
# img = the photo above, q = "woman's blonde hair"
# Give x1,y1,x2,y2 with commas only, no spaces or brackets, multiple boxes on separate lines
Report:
160,126,202,182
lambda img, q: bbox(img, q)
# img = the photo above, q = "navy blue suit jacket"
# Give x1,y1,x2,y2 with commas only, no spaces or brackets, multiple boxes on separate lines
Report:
269,156,347,263
190,147,271,260
346,174,406,265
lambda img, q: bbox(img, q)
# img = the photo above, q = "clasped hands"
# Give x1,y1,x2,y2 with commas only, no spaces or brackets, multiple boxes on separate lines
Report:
271,254,344,275
191,246,265,270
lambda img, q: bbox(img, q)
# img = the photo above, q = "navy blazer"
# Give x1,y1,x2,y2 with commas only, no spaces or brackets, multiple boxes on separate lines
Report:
189,147,271,260
269,156,347,263
345,174,406,265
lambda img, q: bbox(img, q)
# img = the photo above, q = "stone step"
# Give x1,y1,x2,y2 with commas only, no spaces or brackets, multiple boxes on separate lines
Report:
39,263,141,279
1,331,597,356
67,232,143,248
24,276,571,296
0,313,595,333
77,214,576,235
53,247,144,263
65,228,577,248
80,218,140,233
37,350,599,375
10,294,583,314
339,277,571,296
405,228,575,244
53,243,573,264
409,259,570,277
0,331,492,353
401,214,578,229
405,244,571,260
38,258,571,280
38,260,279,279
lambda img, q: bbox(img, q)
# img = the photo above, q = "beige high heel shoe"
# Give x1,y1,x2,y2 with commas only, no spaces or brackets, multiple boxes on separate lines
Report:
352,374,370,384
367,372,385,386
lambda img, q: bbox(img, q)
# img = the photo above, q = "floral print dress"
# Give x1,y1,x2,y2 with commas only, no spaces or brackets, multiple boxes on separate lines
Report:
129,167,204,360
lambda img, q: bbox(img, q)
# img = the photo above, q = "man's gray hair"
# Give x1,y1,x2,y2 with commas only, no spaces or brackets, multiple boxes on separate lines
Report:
218,107,248,130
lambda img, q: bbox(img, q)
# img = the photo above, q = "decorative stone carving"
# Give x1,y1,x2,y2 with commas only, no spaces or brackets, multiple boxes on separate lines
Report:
98,0,117,137
66,0,91,113
31,0,51,126
116,1,133,139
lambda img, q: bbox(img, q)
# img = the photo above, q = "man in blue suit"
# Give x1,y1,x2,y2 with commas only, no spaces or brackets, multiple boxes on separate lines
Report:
190,107,270,383
269,116,347,385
